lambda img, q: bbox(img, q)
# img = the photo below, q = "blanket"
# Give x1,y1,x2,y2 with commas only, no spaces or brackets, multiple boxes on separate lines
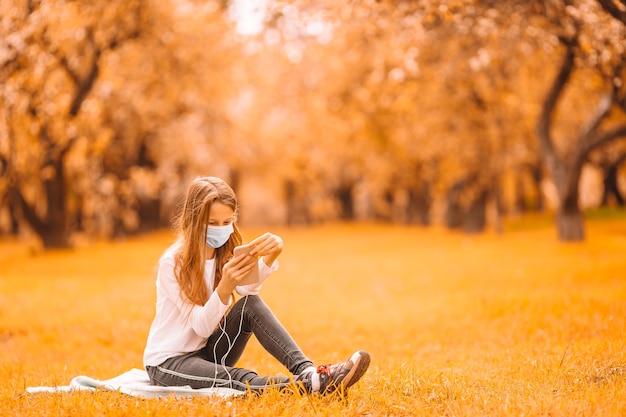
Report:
25,368,244,399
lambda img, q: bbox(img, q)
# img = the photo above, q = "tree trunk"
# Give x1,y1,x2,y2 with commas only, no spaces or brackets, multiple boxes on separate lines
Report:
284,179,310,226
407,182,431,226
554,161,585,242
556,202,585,241
513,172,525,213
601,158,625,206
18,158,71,248
445,178,488,233
41,159,71,248
489,179,504,234
137,196,162,232
536,35,626,240
530,165,545,211
8,197,20,235
336,183,354,220
463,189,488,234
444,186,463,229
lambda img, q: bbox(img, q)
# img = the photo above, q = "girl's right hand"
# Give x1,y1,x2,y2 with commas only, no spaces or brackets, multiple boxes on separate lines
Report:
217,253,257,299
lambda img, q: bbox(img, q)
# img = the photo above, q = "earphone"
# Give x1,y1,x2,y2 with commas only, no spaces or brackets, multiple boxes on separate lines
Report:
211,294,249,389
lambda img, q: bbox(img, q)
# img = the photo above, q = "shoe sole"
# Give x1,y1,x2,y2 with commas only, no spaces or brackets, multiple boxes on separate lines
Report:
340,350,370,390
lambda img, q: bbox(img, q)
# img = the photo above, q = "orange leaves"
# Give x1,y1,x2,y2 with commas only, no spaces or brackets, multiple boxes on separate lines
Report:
1,0,625,243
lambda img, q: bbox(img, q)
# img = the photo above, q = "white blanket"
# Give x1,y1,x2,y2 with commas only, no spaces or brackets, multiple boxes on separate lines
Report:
26,368,243,398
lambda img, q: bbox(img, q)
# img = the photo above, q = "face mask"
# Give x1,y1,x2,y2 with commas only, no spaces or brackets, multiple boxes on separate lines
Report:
206,224,234,248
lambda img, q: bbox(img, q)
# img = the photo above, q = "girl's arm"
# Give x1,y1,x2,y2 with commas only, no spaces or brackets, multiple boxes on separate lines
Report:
157,257,230,338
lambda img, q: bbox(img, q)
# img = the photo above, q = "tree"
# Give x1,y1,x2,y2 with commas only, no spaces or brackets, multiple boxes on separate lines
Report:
0,0,143,247
588,141,626,206
3,0,625,246
0,0,240,244
535,0,626,241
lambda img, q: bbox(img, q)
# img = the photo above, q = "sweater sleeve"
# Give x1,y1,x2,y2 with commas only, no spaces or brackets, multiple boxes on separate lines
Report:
235,258,279,296
157,256,231,339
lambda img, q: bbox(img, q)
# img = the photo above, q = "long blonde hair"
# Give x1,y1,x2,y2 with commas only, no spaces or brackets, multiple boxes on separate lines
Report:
172,176,242,306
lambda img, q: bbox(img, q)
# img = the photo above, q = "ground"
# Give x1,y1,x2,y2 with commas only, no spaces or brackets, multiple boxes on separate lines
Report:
1,214,625,416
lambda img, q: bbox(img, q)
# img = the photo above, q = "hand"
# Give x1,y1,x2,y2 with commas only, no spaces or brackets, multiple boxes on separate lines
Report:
220,252,257,293
249,232,283,266
249,232,283,257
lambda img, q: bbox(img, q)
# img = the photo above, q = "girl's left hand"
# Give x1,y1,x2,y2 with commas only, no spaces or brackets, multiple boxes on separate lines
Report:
249,233,283,264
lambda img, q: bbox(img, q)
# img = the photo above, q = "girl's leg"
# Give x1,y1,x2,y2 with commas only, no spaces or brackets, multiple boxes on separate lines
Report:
146,350,293,391
147,296,374,394
206,295,314,375
147,348,372,395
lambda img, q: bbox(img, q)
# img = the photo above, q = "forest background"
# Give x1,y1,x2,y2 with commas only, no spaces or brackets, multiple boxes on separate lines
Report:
1,0,626,249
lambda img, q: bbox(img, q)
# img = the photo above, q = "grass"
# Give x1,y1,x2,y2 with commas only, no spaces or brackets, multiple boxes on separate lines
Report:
1,214,625,416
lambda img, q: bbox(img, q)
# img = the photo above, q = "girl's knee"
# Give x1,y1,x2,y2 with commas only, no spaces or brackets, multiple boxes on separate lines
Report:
243,294,271,313
243,294,263,307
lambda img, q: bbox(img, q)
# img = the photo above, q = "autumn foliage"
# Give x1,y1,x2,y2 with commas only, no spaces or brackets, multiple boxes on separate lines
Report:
1,0,625,248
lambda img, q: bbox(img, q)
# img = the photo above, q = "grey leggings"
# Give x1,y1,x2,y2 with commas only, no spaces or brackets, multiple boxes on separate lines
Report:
146,295,314,392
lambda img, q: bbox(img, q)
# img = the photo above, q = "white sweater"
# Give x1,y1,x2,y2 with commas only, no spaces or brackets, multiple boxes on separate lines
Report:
143,244,278,367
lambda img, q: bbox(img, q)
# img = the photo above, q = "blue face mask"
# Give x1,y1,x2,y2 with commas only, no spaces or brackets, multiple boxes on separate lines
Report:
206,224,234,248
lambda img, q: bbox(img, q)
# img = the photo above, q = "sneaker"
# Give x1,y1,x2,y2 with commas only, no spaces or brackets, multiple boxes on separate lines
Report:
300,350,370,395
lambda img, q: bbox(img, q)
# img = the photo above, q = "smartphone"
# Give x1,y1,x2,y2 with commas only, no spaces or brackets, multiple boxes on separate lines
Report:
233,244,260,285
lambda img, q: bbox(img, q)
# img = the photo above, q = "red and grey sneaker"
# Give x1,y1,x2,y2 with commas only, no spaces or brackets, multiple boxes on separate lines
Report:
300,351,370,395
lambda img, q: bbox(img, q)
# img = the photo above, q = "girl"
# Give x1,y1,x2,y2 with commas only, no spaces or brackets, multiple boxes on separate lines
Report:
143,176,370,395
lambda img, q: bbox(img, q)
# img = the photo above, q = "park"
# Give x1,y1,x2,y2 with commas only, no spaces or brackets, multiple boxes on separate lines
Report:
1,0,626,415
2,215,626,415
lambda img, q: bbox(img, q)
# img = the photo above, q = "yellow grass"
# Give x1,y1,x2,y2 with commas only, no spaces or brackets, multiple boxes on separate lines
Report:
1,216,626,416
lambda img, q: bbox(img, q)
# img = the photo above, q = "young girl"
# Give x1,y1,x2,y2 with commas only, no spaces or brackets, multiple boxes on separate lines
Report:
143,176,370,395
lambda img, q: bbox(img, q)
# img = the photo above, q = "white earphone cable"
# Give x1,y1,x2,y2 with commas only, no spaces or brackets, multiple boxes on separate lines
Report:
212,294,249,389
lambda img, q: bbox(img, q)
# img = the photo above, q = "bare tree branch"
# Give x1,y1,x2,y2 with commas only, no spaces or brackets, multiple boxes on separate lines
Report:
68,51,101,117
578,93,612,147
57,55,80,87
596,0,626,24
584,125,626,156
53,30,103,117
16,188,44,234
535,37,577,174
613,64,626,112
